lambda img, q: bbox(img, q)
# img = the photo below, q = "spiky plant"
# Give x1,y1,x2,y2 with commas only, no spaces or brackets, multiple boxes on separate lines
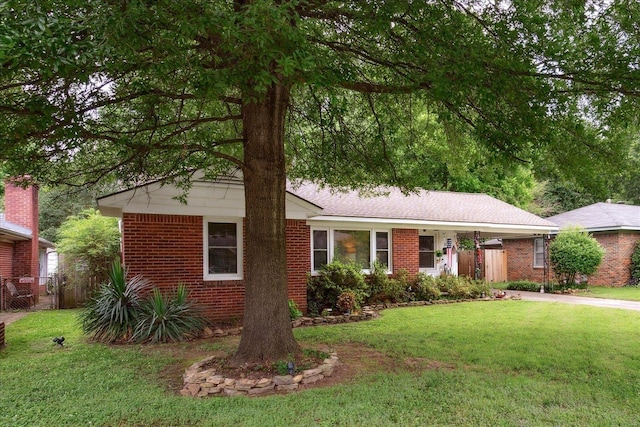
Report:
79,259,151,342
132,284,207,343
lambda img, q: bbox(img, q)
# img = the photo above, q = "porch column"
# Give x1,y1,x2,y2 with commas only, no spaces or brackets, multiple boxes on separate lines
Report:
543,234,551,290
474,231,482,280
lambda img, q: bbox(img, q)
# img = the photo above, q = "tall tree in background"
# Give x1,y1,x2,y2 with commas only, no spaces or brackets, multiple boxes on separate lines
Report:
1,1,639,364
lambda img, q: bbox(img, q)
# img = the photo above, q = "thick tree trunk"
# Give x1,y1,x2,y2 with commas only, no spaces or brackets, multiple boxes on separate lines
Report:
231,81,301,365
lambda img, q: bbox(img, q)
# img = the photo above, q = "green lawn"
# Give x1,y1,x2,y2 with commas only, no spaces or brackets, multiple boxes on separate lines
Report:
494,281,640,301
3,302,640,426
580,286,640,301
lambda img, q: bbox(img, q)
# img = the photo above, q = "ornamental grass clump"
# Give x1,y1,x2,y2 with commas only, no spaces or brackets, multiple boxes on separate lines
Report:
132,285,207,343
80,261,206,344
80,259,151,342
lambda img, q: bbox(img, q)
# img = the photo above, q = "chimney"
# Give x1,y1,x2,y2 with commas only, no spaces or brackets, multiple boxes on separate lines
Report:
4,177,40,279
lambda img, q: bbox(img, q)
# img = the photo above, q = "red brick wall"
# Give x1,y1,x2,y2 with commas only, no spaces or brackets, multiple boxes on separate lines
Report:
588,231,639,286
504,238,545,283
506,232,640,286
4,179,39,280
285,219,310,314
121,213,310,323
392,229,419,276
12,241,33,278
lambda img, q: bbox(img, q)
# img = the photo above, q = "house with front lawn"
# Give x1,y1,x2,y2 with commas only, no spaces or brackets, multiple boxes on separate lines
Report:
97,173,557,321
0,178,54,309
505,201,640,286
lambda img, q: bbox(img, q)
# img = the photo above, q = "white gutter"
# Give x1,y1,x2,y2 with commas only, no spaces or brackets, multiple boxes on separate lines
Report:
305,215,558,235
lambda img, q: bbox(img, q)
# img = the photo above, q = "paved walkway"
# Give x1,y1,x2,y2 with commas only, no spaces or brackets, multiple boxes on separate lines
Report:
0,298,55,325
505,289,640,312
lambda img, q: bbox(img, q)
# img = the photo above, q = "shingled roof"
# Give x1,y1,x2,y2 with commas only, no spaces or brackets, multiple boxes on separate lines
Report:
288,182,555,228
546,202,640,232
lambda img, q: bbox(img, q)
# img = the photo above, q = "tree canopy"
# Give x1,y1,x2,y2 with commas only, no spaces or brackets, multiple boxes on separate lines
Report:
1,0,639,363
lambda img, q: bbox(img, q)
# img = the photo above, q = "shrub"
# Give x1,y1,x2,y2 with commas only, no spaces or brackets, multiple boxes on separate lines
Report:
289,299,303,320
337,291,357,313
79,260,151,342
434,275,490,300
506,281,542,292
412,273,441,301
307,260,368,315
367,263,410,303
550,226,604,287
630,241,640,286
132,285,207,343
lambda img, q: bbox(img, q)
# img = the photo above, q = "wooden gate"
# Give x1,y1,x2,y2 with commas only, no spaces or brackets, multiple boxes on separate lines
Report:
458,249,507,283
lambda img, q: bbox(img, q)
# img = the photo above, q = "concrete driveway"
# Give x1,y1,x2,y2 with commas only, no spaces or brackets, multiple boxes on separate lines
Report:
505,290,640,312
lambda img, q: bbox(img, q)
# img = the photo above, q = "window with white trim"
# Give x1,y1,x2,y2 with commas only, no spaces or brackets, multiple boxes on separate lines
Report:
311,228,391,272
204,220,243,280
419,235,435,269
533,238,544,268
312,230,328,271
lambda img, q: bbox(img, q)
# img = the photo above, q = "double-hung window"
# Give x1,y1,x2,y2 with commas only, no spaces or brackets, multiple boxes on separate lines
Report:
533,238,544,268
204,219,243,280
311,228,390,272
419,235,435,270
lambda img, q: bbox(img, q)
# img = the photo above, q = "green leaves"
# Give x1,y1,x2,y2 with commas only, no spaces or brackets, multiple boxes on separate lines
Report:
56,208,120,277
80,260,152,343
132,285,207,344
550,226,606,287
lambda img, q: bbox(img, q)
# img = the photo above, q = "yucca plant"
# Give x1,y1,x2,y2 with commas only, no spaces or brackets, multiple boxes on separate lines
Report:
132,284,207,343
79,259,151,342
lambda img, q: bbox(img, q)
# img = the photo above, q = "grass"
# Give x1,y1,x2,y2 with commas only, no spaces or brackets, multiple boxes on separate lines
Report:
3,302,640,426
580,286,640,301
494,281,640,301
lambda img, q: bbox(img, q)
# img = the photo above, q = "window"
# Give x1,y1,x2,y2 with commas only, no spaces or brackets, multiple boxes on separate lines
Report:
376,232,389,266
533,238,544,268
205,220,242,280
313,230,328,271
311,228,391,272
335,229,371,268
419,235,435,269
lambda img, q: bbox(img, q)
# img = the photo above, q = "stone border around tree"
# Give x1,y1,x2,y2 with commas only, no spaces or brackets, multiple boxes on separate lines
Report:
183,296,513,397
180,352,341,397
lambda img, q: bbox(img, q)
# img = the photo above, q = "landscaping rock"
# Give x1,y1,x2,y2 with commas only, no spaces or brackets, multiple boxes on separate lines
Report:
248,384,275,395
273,375,294,386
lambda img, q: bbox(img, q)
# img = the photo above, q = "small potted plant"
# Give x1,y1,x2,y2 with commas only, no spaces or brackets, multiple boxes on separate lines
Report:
336,291,356,315
435,249,443,262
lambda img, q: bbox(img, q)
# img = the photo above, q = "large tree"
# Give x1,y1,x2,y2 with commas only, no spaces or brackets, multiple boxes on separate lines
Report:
1,1,639,364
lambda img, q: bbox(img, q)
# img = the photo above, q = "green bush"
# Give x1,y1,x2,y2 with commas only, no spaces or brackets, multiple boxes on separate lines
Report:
367,263,411,303
506,281,542,292
289,299,303,320
306,260,368,315
434,275,491,300
630,241,640,286
550,226,605,288
132,285,207,343
79,260,151,342
412,273,441,301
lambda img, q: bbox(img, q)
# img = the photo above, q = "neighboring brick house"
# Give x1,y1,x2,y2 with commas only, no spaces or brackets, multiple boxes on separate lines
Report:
1,178,54,308
97,173,556,322
505,202,640,286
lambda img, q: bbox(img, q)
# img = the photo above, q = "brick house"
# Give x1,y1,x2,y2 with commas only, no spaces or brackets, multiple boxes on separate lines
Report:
505,202,640,286
97,173,556,322
1,178,54,308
